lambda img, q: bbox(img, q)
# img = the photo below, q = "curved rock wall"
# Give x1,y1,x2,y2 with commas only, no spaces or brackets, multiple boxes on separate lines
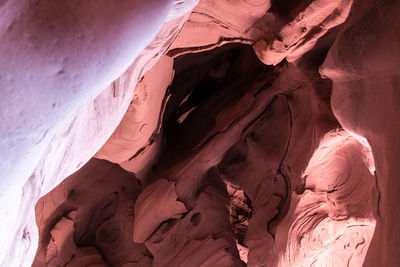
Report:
1,0,398,266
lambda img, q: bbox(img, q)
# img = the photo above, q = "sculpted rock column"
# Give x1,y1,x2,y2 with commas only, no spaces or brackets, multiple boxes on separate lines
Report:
320,0,400,265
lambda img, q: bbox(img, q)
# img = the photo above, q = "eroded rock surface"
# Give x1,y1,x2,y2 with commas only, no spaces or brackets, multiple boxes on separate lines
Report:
33,159,150,267
1,0,398,266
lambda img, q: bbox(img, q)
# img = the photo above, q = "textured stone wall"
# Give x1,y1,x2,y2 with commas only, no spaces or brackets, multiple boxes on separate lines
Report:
1,0,399,266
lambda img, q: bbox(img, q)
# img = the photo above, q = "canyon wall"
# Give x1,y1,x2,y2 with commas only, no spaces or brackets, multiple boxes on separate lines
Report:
0,0,399,266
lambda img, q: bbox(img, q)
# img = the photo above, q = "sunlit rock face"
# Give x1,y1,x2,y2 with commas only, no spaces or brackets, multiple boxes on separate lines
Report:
275,132,376,266
320,1,400,265
1,0,398,266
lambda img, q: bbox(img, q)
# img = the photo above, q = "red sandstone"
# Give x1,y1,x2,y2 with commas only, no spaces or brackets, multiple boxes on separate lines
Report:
0,0,399,266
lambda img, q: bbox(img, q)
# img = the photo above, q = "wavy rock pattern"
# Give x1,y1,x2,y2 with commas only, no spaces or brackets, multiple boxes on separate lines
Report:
1,0,398,266
277,132,376,266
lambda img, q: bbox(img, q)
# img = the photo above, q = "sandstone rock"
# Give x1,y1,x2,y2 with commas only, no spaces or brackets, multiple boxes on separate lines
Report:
1,0,398,266
133,179,187,243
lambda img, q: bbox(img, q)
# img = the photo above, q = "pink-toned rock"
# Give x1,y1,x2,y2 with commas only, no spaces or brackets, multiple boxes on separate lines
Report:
0,0,173,200
274,132,375,266
1,0,398,266
254,0,352,65
96,56,174,166
320,0,400,265
33,159,151,267
0,2,197,265
133,179,187,243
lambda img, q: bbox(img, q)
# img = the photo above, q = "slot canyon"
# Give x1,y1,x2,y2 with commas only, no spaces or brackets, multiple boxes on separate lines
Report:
0,0,399,266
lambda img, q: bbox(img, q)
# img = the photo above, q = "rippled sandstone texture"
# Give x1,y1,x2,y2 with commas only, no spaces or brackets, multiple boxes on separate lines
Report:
1,0,399,266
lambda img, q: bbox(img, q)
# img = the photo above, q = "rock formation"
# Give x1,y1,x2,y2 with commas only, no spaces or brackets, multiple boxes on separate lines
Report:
0,0,399,266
